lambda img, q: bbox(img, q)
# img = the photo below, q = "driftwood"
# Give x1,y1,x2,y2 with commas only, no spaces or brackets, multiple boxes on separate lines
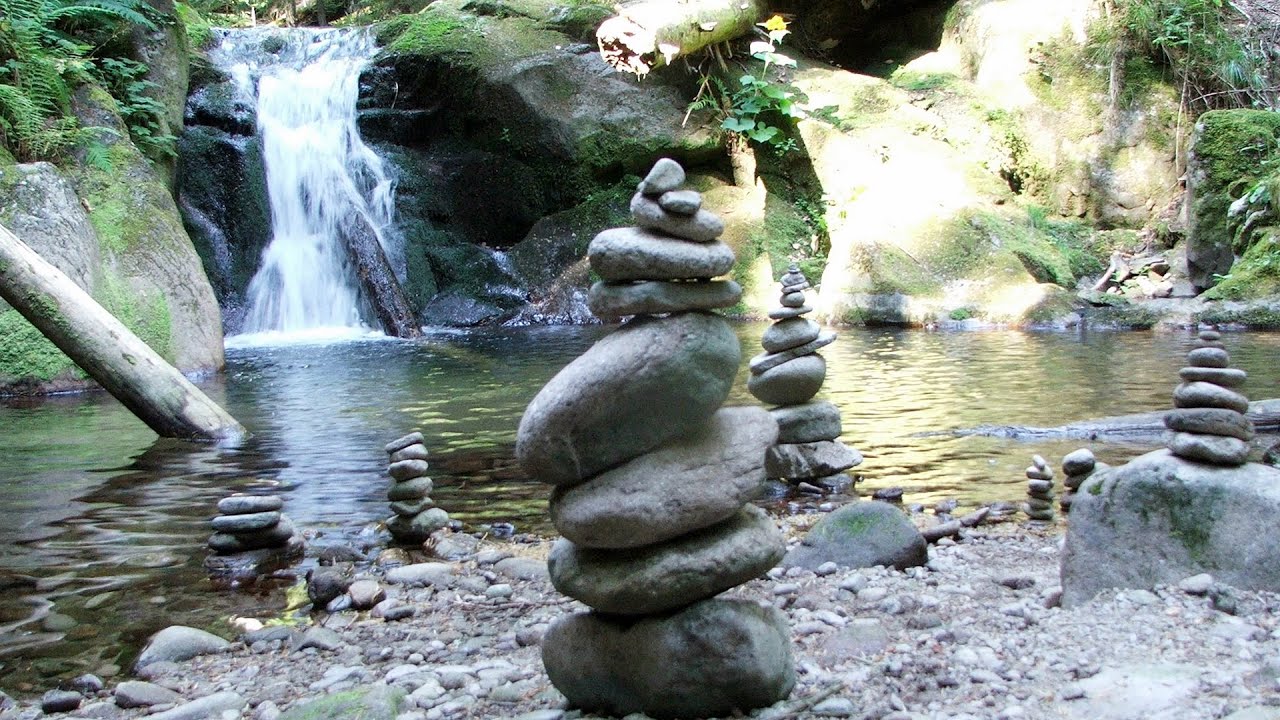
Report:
341,216,421,339
0,223,245,441
943,398,1280,441
597,0,766,76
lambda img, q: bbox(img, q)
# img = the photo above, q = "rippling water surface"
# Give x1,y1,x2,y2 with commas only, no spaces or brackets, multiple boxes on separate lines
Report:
1,325,1278,690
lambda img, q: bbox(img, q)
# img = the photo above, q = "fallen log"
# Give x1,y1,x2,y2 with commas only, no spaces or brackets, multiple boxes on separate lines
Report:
0,223,245,441
341,215,421,339
941,398,1280,441
597,0,766,76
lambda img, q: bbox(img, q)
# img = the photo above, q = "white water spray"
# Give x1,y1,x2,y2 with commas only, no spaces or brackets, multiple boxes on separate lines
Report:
213,28,398,339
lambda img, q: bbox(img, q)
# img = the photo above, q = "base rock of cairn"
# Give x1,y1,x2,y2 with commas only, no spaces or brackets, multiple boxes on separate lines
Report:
384,432,449,544
205,494,302,577
518,159,794,718
1024,455,1055,521
1061,330,1280,606
749,265,861,493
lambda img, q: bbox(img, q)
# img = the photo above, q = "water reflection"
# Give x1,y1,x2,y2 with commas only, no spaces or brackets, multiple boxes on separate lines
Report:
0,325,1278,689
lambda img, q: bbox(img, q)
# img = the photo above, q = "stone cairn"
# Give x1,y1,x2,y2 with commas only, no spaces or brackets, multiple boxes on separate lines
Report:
384,431,449,544
1059,448,1099,511
1165,329,1254,465
207,494,301,556
517,158,794,719
1024,454,1055,521
749,264,862,493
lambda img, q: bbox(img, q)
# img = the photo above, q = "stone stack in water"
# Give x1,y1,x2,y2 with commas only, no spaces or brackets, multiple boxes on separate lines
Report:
1024,455,1055,521
208,494,301,555
749,265,861,493
384,432,449,544
518,158,794,719
1060,448,1100,511
1164,330,1254,465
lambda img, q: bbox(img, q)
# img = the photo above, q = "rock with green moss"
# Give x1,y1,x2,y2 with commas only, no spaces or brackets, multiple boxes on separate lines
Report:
783,501,927,571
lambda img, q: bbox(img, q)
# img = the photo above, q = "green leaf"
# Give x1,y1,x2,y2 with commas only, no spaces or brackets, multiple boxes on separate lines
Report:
748,125,779,143
722,116,755,133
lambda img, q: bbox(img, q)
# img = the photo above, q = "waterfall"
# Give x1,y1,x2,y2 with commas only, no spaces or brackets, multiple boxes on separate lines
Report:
211,27,400,340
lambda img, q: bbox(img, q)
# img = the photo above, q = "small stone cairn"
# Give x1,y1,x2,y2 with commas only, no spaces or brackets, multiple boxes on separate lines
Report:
749,264,862,493
384,431,449,544
1164,329,1254,465
517,158,794,719
1024,455,1055,521
1060,448,1100,511
207,494,301,555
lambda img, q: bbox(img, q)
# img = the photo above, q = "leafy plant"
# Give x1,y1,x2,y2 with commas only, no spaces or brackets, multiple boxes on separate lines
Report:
96,56,176,158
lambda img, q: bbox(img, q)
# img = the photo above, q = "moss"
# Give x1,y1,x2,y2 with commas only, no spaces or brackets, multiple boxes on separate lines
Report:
1189,110,1280,255
1086,478,1104,496
889,69,961,93
95,268,174,362
1196,302,1280,330
175,1,213,51
0,309,78,382
1139,480,1224,564
1203,228,1280,301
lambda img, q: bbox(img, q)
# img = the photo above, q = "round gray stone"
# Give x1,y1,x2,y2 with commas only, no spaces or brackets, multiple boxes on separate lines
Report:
1174,381,1249,414
761,317,820,353
783,501,927,571
389,459,429,481
216,495,282,515
770,401,842,443
1165,407,1255,440
389,444,429,463
550,407,777,549
658,189,701,215
766,440,862,480
541,599,794,719
630,192,725,242
1062,448,1096,476
748,354,826,406
1169,432,1250,466
390,497,435,517
589,227,734,280
1028,479,1054,494
388,477,434,501
1187,347,1229,368
384,432,424,454
387,508,450,542
749,331,836,375
780,291,806,308
517,312,740,486
347,580,386,610
548,505,785,615
587,280,741,317
114,680,181,709
637,158,685,195
1179,366,1247,388
134,626,230,671
211,511,280,533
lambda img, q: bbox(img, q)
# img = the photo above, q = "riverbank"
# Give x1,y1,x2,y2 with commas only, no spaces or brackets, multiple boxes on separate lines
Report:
5,511,1279,720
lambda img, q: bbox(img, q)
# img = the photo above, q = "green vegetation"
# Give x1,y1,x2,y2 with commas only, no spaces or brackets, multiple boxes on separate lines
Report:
0,308,79,382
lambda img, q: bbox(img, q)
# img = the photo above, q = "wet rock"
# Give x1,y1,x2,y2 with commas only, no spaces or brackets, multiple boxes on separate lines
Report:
134,627,230,671
114,681,182,709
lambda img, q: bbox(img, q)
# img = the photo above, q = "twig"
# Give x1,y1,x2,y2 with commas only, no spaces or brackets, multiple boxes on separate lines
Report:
756,682,843,720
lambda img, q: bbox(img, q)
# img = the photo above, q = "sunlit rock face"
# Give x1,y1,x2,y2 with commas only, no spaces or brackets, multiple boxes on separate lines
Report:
517,159,794,718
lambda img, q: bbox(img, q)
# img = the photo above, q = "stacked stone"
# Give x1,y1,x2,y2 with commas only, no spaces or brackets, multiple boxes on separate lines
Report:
518,158,794,719
749,264,861,492
1164,329,1254,466
208,495,300,555
384,431,449,544
1060,448,1099,511
1024,455,1055,521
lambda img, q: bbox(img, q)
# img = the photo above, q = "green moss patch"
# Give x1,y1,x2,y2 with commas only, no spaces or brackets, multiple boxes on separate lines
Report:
1190,110,1280,255
0,310,78,383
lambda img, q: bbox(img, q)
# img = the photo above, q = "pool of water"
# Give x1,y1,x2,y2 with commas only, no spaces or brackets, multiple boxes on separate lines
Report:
0,324,1277,691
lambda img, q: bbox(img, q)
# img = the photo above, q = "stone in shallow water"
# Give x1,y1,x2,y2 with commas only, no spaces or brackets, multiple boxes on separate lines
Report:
1173,381,1249,414
766,440,862,480
384,432,424,454
387,508,449,542
541,599,794,719
1187,347,1229,368
761,317,820,353
1178,366,1247,388
209,516,297,553
748,354,826,406
637,158,685,196
517,312,740,487
216,495,283,516
589,227,735,281
550,407,776,549
388,459,429,481
390,498,435,517
1169,432,1250,466
587,280,741,317
771,401,842,444
211,511,280,534
657,189,701,215
387,477,434,501
630,193,724,243
547,505,784,615
749,332,837,375
1164,407,1255,440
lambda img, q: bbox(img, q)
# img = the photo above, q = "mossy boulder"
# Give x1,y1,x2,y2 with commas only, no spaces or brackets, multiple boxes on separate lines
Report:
783,501,927,571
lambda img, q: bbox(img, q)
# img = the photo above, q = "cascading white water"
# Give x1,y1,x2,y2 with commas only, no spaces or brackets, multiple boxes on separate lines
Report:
213,28,398,339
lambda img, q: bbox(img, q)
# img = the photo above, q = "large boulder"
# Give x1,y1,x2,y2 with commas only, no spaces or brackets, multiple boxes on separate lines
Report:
1061,449,1280,607
783,501,927,571
134,626,230,670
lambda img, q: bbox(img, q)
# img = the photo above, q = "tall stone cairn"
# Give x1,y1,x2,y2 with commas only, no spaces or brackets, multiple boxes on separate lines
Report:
208,494,301,555
1024,454,1055,521
1164,329,1254,465
749,264,862,492
517,159,794,719
384,432,449,544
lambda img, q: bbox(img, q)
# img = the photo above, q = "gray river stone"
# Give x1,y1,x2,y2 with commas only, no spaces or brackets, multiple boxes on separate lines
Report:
766,440,862,480
1062,448,1096,476
748,354,826,407
146,692,245,720
749,332,837,375
134,626,230,671
388,459,429,481
780,291,806,308
1179,366,1247,388
771,401,842,444
630,192,725,242
387,508,449,542
783,501,927,571
209,516,297,553
768,305,812,320
115,681,182,709
542,599,794,719
658,189,701,215
385,562,454,588
389,444,429,463
1187,347,1229,368
548,505,785,615
549,407,777,549
1062,450,1280,606
1174,382,1250,414
588,227,735,281
384,432,424,454
1164,408,1255,440
387,477,434,501
211,511,279,533
517,312,740,486
216,495,282,515
637,158,685,195
761,317,820,353
1169,432,1250,465
389,498,435,516
587,279,741,317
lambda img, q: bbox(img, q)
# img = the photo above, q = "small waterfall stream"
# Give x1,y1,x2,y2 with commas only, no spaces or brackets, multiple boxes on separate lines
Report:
208,28,404,339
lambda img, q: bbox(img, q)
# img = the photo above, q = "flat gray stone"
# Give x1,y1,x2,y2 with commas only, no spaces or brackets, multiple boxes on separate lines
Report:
761,317,820,353
388,459,429,481
548,505,784,615
1028,479,1054,494
114,681,182,709
1187,347,1229,368
207,516,296,553
216,495,282,515
389,498,435,516
1173,381,1249,413
637,158,685,195
783,501,927,571
1178,366,1246,388
550,407,777,549
494,557,550,582
41,690,82,713
277,686,403,720
630,193,725,242
771,401,842,444
1062,448,1096,476
134,626,230,671
749,332,836,374
658,189,701,215
766,440,862,480
1169,432,1250,465
541,599,793,719
387,508,449,543
589,227,734,281
144,692,245,720
768,305,812,320
1164,407,1254,440
389,444,428,463
211,511,279,533
384,432,424,454
517,312,740,486
748,354,826,406
385,562,455,588
587,280,740,317
387,477,433,501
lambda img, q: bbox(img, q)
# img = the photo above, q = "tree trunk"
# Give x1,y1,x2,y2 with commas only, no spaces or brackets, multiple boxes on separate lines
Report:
597,0,766,76
341,216,421,339
0,223,245,441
